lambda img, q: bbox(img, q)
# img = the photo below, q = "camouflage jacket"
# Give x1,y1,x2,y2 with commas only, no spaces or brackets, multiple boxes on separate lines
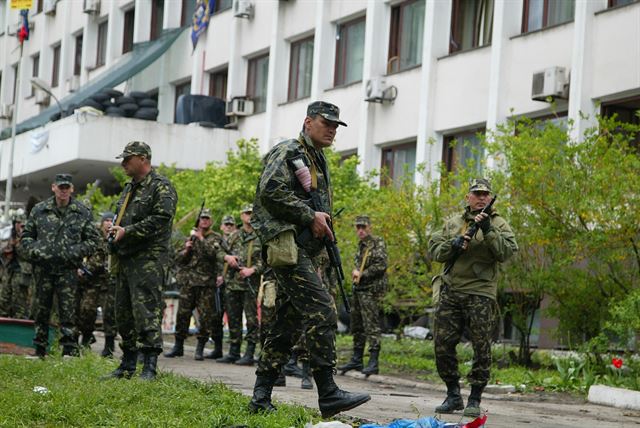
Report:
251,132,332,256
112,169,177,260
175,230,222,288
354,234,388,293
223,228,263,292
20,197,101,274
82,233,110,289
429,207,518,300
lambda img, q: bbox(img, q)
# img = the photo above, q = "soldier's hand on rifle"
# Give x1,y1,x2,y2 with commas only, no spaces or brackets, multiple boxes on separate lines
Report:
77,268,85,277
224,254,239,269
352,269,361,283
452,235,470,251
190,228,204,241
239,267,255,278
184,239,194,251
109,225,125,242
311,212,334,241
475,212,491,234
216,275,224,287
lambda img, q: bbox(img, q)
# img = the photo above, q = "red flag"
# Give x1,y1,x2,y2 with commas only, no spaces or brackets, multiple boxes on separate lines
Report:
18,9,29,43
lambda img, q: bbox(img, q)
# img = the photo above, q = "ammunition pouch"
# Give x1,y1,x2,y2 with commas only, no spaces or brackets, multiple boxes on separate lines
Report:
266,230,298,267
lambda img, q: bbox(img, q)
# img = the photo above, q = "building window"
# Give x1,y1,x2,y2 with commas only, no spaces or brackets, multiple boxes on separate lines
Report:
608,0,637,6
209,69,228,99
381,142,417,187
247,54,269,114
288,37,314,102
151,0,165,41
74,34,83,76
11,64,17,104
450,0,493,53
36,0,43,13
522,0,575,33
388,0,425,73
181,0,197,26
214,0,233,13
335,17,365,86
602,98,640,147
51,44,61,88
174,80,191,122
123,8,135,54
442,130,485,173
31,53,39,96
96,20,108,67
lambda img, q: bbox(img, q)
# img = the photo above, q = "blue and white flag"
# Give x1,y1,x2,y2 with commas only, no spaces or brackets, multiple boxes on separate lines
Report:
191,0,215,49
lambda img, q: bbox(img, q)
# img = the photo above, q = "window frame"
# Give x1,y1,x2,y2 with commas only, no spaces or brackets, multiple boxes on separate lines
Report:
334,16,366,87
123,8,135,54
442,128,486,173
247,53,270,114
214,0,233,14
608,0,638,7
287,36,314,102
209,68,228,99
388,0,424,73
51,44,61,88
174,80,191,123
380,142,417,187
30,53,39,97
73,34,83,76
449,0,494,54
150,0,165,41
522,0,574,33
96,20,108,68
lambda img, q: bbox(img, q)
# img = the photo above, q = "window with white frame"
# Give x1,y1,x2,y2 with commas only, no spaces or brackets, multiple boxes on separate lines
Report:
388,0,425,73
247,53,269,113
288,37,314,102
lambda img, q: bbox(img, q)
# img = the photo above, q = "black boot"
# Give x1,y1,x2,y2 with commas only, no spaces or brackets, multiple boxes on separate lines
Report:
216,343,241,363
463,384,485,417
205,337,223,359
140,353,158,381
274,370,287,387
35,344,47,358
314,367,371,418
81,333,96,348
194,338,207,361
301,361,313,390
337,347,364,374
361,349,379,376
235,342,256,366
282,352,303,378
248,374,278,413
163,338,184,358
435,381,464,413
102,349,137,380
62,344,79,357
101,336,115,358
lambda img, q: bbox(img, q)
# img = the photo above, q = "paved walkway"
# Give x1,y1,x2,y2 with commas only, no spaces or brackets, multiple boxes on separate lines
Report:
93,334,640,427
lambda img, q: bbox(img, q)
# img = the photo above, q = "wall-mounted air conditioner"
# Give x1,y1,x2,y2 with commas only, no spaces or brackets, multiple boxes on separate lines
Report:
83,0,100,14
365,77,398,103
0,104,13,119
234,0,254,19
35,91,51,106
226,97,254,116
531,66,568,102
67,75,80,93
44,0,58,15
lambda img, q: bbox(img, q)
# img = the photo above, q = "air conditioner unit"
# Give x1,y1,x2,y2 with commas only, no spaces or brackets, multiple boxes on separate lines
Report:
0,104,13,120
365,77,398,103
67,75,80,93
226,97,254,116
35,91,50,106
44,0,58,15
234,0,254,19
531,66,568,102
83,0,100,14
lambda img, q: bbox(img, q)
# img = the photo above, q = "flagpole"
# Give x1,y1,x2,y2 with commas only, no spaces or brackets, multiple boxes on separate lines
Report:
4,41,23,221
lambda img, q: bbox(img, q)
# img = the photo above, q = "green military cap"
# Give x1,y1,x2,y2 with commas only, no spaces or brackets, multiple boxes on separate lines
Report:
115,141,152,159
199,208,212,218
307,101,347,127
469,178,492,193
55,173,73,186
221,215,235,225
241,204,253,214
355,215,371,226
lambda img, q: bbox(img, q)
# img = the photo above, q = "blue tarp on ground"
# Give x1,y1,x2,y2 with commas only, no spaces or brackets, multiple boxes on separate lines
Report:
360,418,459,428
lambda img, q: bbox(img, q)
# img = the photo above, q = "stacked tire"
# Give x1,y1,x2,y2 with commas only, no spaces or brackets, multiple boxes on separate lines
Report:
79,89,159,121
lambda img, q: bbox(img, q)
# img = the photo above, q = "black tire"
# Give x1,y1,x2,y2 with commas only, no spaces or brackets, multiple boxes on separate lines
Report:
133,107,159,120
138,98,157,108
128,91,148,100
119,103,139,113
105,106,125,117
90,92,110,102
79,98,105,111
116,96,135,106
101,99,116,108
102,88,124,98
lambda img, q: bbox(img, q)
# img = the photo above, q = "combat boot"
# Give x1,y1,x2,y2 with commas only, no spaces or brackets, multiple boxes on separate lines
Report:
216,343,241,364
101,349,137,380
194,338,207,361
62,344,79,357
435,381,464,414
301,361,313,390
337,347,364,374
139,352,159,381
163,338,184,358
282,351,303,378
314,367,371,418
248,373,278,413
361,349,379,376
205,337,223,359
235,342,256,366
101,336,115,358
463,384,485,417
34,344,47,359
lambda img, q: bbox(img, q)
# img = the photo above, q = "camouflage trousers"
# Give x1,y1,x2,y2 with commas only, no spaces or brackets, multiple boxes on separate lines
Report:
174,283,217,341
0,275,31,319
225,288,259,346
434,288,497,386
32,269,78,347
76,282,99,338
350,289,383,353
257,249,337,377
115,255,165,354
99,279,117,337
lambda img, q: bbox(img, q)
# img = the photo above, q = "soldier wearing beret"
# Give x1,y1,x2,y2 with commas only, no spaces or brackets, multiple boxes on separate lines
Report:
103,141,177,381
338,215,388,376
429,178,518,417
20,173,101,357
249,101,370,418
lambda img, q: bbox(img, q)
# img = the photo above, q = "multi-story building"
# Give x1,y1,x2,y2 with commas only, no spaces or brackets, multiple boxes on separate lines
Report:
0,0,637,208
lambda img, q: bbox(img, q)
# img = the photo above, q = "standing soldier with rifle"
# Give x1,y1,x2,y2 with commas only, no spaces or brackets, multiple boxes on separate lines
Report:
96,212,118,357
0,212,31,320
428,178,517,417
249,101,370,418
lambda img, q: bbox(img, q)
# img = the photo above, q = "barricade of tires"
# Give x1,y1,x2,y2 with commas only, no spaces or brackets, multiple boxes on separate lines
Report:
75,88,159,121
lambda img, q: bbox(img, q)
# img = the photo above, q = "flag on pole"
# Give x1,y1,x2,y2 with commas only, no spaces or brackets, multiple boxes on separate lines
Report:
18,9,29,44
191,0,215,49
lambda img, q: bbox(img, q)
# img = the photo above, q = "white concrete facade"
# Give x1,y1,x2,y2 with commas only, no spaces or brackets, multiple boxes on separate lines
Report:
0,0,638,199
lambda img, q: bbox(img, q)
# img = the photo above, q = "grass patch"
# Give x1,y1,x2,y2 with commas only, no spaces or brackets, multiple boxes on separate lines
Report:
0,353,319,427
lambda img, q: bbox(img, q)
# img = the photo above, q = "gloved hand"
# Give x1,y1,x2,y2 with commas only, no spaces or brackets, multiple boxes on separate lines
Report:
452,235,467,251
477,214,491,235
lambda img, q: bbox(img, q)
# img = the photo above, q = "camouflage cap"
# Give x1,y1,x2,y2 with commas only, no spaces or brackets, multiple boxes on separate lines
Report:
115,141,152,159
241,204,253,214
199,208,212,218
469,178,492,193
355,215,371,226
221,215,235,225
307,101,347,127
55,173,73,186
100,211,115,222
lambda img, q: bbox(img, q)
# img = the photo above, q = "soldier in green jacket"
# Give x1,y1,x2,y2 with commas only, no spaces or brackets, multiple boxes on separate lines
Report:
428,178,518,418
21,173,101,357
103,141,177,381
0,214,32,320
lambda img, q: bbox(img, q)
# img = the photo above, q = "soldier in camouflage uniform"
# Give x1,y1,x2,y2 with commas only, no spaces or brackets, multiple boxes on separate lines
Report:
95,212,118,357
217,205,263,365
429,178,518,417
20,174,101,357
249,101,370,418
164,208,223,361
0,215,32,319
103,141,177,381
338,215,388,376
